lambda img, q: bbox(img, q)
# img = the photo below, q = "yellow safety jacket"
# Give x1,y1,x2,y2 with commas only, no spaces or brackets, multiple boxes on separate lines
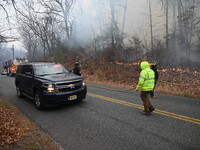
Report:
136,61,155,91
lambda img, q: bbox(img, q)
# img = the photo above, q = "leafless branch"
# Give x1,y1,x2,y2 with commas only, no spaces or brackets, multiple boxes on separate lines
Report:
0,3,10,22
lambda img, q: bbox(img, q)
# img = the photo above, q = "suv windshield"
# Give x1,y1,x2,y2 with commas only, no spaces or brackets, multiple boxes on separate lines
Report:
35,64,68,76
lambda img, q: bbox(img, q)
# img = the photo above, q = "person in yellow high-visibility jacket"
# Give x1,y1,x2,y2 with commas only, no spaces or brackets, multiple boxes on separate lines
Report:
136,61,155,115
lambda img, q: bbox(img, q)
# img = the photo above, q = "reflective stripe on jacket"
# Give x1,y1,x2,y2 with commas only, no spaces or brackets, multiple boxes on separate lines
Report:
136,61,155,91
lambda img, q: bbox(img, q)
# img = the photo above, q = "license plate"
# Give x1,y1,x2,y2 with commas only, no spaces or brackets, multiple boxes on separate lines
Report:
68,95,77,101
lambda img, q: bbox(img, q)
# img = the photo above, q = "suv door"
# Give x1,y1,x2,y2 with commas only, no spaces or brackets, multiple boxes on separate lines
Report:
21,65,34,97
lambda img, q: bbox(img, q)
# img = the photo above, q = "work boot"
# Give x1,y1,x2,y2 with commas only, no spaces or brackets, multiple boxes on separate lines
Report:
140,111,150,116
150,96,156,98
149,106,155,112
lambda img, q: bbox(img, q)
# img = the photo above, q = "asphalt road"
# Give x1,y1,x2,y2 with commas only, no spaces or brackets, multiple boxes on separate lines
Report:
0,75,200,150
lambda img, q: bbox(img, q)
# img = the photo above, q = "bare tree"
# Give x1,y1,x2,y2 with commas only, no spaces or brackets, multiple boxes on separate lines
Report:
0,0,18,43
161,0,171,51
13,0,64,59
176,0,200,63
39,0,76,39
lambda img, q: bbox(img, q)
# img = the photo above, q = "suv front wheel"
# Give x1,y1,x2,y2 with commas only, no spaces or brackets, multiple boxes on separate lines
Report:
34,91,44,110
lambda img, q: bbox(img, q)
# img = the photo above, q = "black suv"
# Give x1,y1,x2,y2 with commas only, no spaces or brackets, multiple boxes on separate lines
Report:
15,62,87,110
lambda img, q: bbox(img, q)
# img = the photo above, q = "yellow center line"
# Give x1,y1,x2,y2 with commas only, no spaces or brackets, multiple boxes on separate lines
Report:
88,92,200,125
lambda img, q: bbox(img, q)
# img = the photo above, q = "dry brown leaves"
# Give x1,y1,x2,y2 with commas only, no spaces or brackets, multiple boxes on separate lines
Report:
156,70,200,98
82,62,200,99
0,99,60,150
0,102,27,148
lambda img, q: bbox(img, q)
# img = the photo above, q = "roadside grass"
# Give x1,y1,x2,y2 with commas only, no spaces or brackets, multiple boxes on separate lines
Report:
0,98,60,150
50,53,200,99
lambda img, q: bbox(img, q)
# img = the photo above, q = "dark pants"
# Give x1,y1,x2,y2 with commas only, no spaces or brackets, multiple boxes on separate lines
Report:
141,91,153,112
149,91,154,97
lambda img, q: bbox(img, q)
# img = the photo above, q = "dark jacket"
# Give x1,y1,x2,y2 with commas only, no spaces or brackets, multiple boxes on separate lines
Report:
150,65,159,81
73,66,81,76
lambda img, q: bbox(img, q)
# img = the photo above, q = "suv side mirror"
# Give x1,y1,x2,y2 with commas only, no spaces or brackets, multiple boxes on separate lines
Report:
25,72,33,76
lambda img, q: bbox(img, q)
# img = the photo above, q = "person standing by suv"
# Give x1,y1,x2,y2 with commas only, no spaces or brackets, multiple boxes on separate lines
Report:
149,63,159,98
73,62,81,76
136,61,155,115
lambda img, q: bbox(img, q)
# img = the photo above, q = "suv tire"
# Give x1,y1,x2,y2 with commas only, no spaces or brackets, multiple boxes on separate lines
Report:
34,91,44,110
16,84,24,98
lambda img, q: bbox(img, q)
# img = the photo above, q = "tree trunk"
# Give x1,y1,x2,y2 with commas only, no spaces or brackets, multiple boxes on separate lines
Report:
110,0,115,49
166,0,169,51
149,0,154,56
121,0,127,40
177,0,185,43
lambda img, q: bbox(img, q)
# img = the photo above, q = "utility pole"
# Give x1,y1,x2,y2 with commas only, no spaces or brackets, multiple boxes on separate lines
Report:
12,45,14,59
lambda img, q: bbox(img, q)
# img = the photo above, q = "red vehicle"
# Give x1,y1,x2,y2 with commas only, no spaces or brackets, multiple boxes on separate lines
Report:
7,58,28,76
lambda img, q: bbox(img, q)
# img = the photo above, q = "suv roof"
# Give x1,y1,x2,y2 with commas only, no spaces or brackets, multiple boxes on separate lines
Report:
19,62,56,66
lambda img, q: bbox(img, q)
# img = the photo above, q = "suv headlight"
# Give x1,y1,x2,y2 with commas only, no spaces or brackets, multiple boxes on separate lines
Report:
47,84,56,92
43,83,57,92
82,81,86,87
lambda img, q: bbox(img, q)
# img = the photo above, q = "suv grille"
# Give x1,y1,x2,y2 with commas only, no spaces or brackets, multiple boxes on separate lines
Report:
55,80,82,93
